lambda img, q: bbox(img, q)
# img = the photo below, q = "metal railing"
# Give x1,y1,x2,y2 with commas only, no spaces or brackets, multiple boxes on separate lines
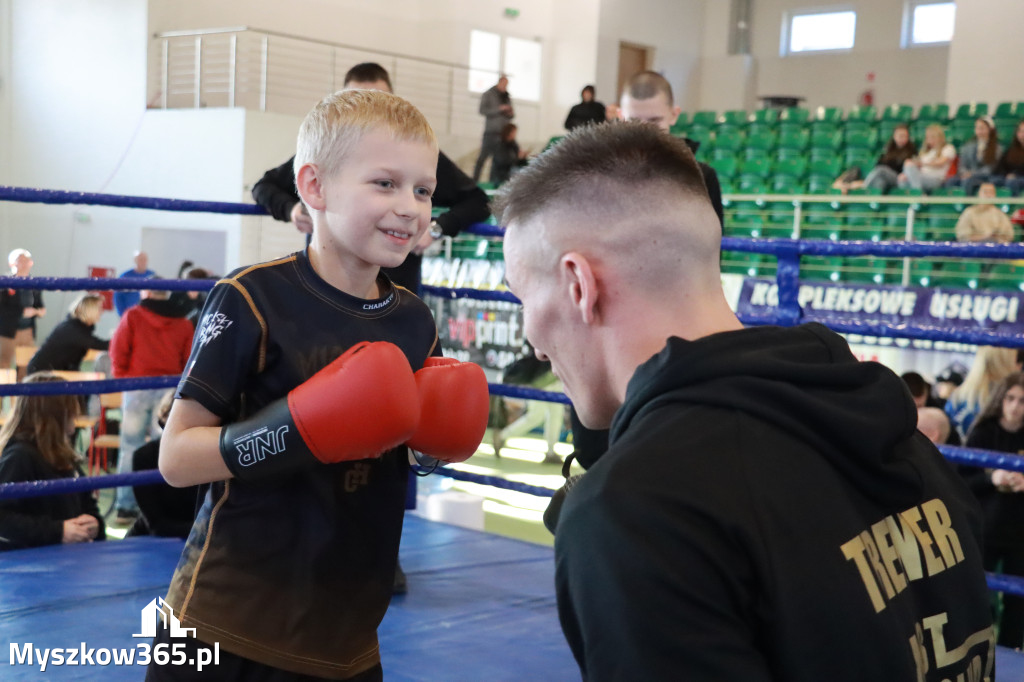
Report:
151,27,541,141
720,192,1024,288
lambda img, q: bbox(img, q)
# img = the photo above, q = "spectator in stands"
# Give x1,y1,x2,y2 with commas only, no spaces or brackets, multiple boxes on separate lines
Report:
899,124,957,193
251,62,489,292
109,285,194,525
617,70,724,226
113,250,155,316
861,123,917,193
0,249,44,371
901,371,943,408
126,390,199,539
168,266,214,327
945,345,1019,439
936,364,967,401
950,116,1002,194
993,120,1024,196
490,123,529,186
0,373,104,550
955,182,1015,243
474,74,515,182
26,293,108,374
564,85,606,131
917,406,952,445
963,372,1024,648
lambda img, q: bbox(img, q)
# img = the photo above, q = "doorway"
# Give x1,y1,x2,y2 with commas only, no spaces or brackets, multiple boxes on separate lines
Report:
617,43,651,100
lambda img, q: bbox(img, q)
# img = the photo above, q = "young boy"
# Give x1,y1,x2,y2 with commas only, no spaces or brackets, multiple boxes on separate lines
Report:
150,90,489,681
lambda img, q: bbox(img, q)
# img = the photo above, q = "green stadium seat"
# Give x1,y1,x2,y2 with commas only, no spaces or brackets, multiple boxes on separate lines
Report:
801,256,844,282
986,262,1024,292
844,257,900,284
737,175,768,193
843,150,875,173
720,109,748,126
915,103,949,123
714,129,745,152
949,120,975,146
778,129,810,151
669,113,688,136
806,174,836,194
774,156,808,178
720,252,763,276
847,105,877,123
712,148,737,160
997,122,1018,147
810,129,843,151
813,106,844,124
779,107,810,125
776,147,806,160
926,205,961,242
880,104,913,122
746,130,777,151
708,156,738,180
770,175,803,195
762,200,797,238
809,157,843,178
910,260,934,287
687,125,714,148
750,108,780,127
743,147,771,160
802,199,843,241
933,261,981,289
844,128,878,151
994,102,1024,120
953,102,989,120
728,200,766,236
692,110,718,126
740,156,773,179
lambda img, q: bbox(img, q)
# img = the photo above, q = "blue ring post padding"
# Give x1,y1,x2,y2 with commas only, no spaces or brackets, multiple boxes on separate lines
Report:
420,284,521,304
488,382,573,405
774,241,802,327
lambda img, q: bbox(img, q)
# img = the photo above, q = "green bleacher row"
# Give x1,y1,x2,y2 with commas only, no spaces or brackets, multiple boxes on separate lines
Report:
669,101,1024,195
721,253,1024,293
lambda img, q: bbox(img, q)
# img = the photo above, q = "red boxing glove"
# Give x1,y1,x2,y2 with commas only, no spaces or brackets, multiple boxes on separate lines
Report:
220,341,420,479
407,357,489,463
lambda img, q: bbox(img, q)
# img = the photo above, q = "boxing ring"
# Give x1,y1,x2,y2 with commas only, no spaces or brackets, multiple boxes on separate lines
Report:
3,185,1024,679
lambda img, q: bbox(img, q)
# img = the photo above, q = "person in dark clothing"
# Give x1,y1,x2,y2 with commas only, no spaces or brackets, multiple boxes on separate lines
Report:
496,121,994,681
167,266,215,326
251,63,490,292
564,85,606,131
964,372,1024,649
126,390,199,539
473,75,514,182
0,249,45,372
26,293,109,374
490,123,528,185
0,373,105,550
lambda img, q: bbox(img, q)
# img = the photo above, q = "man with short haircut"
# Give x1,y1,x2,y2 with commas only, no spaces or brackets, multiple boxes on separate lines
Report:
496,122,994,681
618,70,724,226
114,250,155,316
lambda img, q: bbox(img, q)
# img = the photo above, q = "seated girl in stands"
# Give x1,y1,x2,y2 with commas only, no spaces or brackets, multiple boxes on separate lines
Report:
963,372,1024,648
861,123,917,193
898,124,957,193
993,120,1024,196
0,373,104,550
26,293,109,374
946,345,1020,440
949,116,1002,195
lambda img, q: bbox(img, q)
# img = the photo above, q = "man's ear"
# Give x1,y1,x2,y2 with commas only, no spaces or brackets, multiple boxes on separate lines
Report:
295,163,327,212
560,252,599,325
671,104,682,120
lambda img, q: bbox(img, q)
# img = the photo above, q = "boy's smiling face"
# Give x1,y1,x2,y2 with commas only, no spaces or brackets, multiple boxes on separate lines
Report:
316,128,437,278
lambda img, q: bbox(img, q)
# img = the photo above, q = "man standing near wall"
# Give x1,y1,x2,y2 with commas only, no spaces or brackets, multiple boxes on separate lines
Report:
114,251,155,316
473,75,514,183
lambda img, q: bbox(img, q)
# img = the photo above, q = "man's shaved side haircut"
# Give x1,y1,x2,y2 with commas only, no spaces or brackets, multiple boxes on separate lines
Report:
493,120,707,227
624,70,674,104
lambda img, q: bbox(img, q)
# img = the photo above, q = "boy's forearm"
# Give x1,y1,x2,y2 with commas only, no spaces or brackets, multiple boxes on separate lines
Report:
159,425,232,487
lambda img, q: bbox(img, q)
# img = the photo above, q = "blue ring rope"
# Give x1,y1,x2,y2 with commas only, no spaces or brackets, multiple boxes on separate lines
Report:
0,185,269,215
0,375,178,396
0,275,216,292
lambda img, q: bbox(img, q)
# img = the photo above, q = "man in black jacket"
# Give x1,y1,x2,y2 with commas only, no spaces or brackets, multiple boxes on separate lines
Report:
252,62,490,292
495,122,994,681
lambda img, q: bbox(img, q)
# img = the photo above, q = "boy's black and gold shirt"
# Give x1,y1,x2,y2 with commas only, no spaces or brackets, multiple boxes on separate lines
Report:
167,249,438,679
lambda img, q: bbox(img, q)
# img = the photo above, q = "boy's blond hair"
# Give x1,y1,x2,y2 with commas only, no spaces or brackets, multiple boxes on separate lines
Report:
294,89,437,183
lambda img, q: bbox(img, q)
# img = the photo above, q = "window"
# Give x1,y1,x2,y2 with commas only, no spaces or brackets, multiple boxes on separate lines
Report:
782,10,856,55
903,1,955,47
468,30,542,102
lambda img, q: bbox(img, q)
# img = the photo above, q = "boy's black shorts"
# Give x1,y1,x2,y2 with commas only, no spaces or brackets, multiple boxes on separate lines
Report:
144,626,383,682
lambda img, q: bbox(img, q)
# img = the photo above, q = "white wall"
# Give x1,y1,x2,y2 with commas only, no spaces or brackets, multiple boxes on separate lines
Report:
743,0,949,111
945,0,1024,108
595,0,708,111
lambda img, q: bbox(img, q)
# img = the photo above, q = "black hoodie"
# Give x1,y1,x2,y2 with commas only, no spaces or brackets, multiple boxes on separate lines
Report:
555,323,993,681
